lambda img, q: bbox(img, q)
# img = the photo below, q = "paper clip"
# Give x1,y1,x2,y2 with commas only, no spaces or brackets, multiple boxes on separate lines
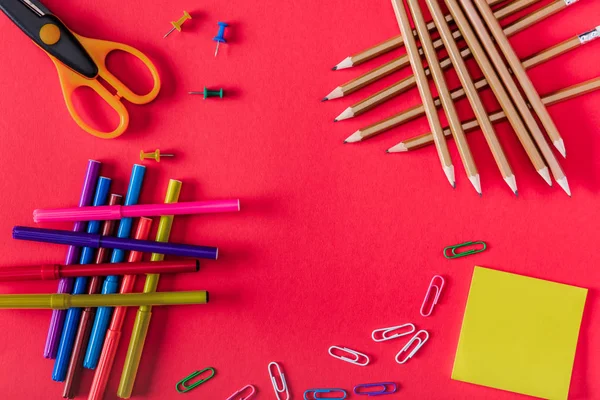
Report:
395,330,429,364
420,275,445,317
175,367,216,393
444,241,487,259
304,388,348,400
354,382,397,396
371,323,416,342
268,362,290,400
226,384,256,400
328,346,370,366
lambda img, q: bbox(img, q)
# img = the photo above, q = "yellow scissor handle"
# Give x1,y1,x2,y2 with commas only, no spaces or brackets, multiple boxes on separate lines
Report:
74,34,161,105
49,34,161,139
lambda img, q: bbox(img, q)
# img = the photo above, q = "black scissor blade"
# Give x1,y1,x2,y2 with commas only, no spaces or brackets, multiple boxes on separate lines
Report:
0,0,98,78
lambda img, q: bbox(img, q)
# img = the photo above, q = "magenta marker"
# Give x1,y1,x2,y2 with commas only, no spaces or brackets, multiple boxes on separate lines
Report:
33,199,241,223
44,160,101,359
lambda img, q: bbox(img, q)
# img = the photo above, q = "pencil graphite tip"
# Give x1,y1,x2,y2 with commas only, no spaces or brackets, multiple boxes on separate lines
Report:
469,175,482,196
556,176,571,197
538,167,552,187
504,175,518,195
387,142,407,153
344,131,363,144
443,165,455,188
333,57,353,70
335,107,355,121
321,97,329,102
554,139,566,158
324,87,344,101
334,119,338,122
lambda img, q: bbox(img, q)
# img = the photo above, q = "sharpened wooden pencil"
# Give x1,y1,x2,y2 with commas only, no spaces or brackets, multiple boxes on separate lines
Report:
344,26,588,143
324,0,542,101
408,0,483,194
334,0,575,118
425,0,517,194
459,0,570,195
391,0,455,188
331,0,525,70
474,0,566,157
389,77,600,152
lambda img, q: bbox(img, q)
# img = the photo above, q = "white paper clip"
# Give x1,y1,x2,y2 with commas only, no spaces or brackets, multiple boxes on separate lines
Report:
371,324,417,342
420,275,445,317
371,323,416,342
268,362,290,400
395,330,429,364
328,346,370,366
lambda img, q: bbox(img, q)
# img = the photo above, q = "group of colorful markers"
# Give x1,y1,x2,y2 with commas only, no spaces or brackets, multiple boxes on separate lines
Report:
0,160,240,399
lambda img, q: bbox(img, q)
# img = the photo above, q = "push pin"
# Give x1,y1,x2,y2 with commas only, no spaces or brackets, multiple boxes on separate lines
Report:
163,11,192,38
140,149,175,162
189,87,224,99
212,22,229,56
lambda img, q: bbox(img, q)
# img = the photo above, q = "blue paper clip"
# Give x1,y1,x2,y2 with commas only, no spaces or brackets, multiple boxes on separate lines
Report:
304,388,348,400
354,382,397,396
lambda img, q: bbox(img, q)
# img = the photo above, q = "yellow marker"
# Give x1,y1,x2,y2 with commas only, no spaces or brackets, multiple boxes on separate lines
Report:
119,179,181,398
164,11,192,38
140,149,174,163
0,291,208,309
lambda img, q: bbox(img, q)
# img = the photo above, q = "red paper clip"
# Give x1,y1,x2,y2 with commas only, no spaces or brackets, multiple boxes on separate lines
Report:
420,275,445,317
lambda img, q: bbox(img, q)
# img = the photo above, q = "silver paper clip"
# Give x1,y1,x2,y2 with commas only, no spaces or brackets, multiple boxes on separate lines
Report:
395,330,429,364
328,346,370,366
268,362,290,400
420,275,445,317
371,323,416,342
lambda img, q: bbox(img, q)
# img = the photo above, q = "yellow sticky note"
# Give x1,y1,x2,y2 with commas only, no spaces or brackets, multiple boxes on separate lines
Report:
452,267,587,400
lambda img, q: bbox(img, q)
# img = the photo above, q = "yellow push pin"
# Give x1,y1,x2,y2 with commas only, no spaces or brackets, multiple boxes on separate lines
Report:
163,11,192,38
140,149,175,163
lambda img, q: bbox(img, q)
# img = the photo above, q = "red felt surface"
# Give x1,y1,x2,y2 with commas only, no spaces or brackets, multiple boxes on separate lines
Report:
0,0,599,399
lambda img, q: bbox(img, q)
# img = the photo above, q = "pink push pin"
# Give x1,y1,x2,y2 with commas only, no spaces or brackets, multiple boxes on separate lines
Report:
420,275,445,317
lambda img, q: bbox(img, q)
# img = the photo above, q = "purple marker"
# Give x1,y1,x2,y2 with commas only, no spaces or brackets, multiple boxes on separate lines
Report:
44,160,101,359
13,227,219,260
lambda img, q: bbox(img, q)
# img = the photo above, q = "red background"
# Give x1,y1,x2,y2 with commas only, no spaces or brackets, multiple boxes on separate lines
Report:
0,0,599,398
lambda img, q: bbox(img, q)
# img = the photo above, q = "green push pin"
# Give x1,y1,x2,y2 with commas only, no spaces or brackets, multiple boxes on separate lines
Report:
189,87,224,99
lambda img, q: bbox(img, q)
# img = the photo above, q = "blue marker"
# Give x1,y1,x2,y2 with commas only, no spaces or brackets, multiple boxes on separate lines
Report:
52,177,111,381
84,165,145,369
212,22,228,57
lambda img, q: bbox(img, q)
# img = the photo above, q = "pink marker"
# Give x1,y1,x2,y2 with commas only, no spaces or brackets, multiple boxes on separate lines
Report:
34,200,240,223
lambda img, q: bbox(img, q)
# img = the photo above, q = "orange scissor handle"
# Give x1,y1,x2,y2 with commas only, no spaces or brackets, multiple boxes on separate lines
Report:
50,34,161,139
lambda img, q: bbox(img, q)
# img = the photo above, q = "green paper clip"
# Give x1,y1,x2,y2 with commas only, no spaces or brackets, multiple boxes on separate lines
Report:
176,367,216,393
444,241,487,259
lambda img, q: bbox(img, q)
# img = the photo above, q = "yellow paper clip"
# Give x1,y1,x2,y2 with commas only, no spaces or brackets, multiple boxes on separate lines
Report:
175,367,215,393
395,330,429,364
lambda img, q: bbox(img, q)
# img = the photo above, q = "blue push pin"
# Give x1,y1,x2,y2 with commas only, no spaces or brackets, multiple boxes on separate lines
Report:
212,22,228,57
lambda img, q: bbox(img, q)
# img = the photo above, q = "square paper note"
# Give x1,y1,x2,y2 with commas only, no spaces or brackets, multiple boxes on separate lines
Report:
452,266,587,400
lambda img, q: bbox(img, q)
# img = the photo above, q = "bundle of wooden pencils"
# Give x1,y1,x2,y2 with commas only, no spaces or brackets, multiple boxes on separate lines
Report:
324,0,600,196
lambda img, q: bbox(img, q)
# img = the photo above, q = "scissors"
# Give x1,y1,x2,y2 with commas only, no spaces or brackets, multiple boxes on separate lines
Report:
0,0,161,139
